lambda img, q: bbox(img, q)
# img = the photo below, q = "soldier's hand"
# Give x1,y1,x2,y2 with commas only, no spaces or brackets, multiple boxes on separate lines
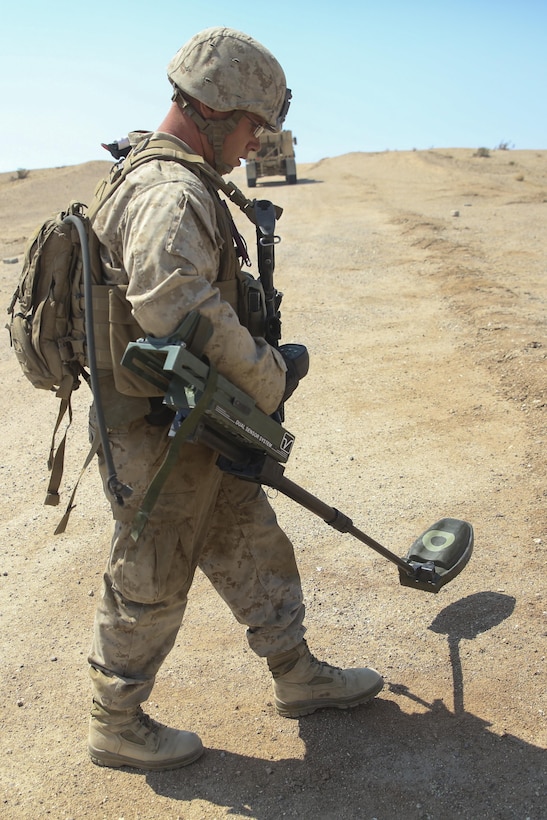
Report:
279,343,309,403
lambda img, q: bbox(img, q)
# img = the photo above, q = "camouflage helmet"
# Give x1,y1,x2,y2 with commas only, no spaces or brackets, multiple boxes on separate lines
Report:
167,27,291,133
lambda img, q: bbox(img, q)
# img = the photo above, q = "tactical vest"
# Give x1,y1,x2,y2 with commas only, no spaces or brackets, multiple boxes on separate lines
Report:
88,134,264,398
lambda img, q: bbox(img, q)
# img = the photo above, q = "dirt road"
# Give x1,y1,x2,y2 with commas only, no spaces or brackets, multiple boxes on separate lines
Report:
0,148,545,819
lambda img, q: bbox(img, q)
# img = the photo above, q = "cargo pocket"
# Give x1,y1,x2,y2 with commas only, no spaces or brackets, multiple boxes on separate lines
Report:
111,519,191,604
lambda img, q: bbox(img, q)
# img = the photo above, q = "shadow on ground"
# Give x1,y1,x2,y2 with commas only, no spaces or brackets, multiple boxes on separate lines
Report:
248,178,322,188
135,593,544,819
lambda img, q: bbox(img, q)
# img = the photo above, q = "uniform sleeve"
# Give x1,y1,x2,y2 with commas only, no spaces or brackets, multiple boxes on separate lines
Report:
119,171,286,415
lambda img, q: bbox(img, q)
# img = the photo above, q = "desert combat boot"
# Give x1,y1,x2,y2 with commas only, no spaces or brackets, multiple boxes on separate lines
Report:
89,702,203,770
268,641,384,718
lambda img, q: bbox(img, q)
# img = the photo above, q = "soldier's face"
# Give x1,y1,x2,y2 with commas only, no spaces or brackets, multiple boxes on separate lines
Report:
221,114,263,171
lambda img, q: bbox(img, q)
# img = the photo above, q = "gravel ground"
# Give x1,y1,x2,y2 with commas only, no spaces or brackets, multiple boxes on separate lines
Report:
0,148,545,819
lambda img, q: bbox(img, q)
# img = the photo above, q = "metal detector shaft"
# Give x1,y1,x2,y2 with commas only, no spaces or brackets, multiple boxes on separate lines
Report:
195,424,474,594
252,457,474,592
194,422,414,576
255,457,415,577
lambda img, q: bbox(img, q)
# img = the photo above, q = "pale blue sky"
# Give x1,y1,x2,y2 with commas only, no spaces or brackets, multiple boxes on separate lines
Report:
1,0,544,172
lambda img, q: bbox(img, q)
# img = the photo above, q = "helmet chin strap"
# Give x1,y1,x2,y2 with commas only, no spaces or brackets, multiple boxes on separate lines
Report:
174,92,242,175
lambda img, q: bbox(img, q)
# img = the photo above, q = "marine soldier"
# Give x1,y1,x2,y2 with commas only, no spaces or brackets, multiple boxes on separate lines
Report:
88,26,383,771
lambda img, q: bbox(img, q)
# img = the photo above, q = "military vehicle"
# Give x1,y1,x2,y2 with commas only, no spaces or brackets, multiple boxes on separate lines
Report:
245,130,297,187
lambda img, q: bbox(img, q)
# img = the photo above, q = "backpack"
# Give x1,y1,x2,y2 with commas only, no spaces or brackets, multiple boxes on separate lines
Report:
6,135,266,531
7,201,100,398
6,201,107,524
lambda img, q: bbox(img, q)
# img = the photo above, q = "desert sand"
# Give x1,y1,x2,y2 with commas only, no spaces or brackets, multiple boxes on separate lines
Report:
0,147,545,819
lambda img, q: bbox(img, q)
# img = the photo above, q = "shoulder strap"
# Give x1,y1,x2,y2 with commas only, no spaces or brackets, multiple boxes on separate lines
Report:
88,133,282,226
130,360,219,542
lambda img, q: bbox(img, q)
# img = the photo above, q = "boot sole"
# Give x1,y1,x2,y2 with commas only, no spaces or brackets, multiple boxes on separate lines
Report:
88,743,204,771
275,677,384,718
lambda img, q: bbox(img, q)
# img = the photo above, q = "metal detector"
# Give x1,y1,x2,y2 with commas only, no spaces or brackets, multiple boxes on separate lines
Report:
122,333,474,593
216,447,473,595
70,184,473,591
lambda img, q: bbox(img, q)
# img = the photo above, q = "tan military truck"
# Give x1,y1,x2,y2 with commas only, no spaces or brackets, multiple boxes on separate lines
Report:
245,130,297,187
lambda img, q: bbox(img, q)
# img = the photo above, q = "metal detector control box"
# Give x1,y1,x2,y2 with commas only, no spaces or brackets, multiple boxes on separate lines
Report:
122,340,296,464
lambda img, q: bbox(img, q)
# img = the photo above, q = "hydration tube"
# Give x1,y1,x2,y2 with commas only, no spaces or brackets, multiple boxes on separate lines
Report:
63,213,133,505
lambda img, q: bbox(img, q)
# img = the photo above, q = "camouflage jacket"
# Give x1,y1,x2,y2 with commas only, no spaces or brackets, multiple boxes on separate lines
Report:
92,131,285,415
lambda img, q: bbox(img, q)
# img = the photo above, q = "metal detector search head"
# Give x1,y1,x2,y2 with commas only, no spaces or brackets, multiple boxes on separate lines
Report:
399,518,474,593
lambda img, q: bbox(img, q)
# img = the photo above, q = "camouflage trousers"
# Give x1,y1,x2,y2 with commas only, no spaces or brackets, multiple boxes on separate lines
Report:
88,407,305,711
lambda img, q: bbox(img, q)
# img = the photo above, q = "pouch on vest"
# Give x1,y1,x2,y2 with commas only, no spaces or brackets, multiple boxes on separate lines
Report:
109,285,165,397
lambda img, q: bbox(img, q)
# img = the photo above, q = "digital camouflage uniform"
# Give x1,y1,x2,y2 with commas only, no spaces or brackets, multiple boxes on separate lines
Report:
89,132,306,711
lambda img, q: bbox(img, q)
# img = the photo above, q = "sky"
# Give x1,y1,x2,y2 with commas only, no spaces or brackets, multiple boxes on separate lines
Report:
0,0,545,173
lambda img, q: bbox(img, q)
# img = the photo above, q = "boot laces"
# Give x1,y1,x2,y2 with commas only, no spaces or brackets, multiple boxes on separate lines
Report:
307,647,342,677
135,707,161,739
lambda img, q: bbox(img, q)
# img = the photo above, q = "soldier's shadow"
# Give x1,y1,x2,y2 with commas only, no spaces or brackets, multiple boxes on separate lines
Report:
145,592,545,819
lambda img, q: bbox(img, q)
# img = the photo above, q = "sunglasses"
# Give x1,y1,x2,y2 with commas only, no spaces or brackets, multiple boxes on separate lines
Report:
244,114,266,138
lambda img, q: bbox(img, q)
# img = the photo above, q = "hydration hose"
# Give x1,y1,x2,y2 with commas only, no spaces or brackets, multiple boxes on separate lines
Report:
63,214,133,506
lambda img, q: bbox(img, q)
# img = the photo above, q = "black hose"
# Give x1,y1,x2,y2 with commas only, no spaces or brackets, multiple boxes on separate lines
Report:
63,214,132,505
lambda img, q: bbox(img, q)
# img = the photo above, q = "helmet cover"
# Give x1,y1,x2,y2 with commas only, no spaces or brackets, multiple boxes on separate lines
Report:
167,27,290,132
